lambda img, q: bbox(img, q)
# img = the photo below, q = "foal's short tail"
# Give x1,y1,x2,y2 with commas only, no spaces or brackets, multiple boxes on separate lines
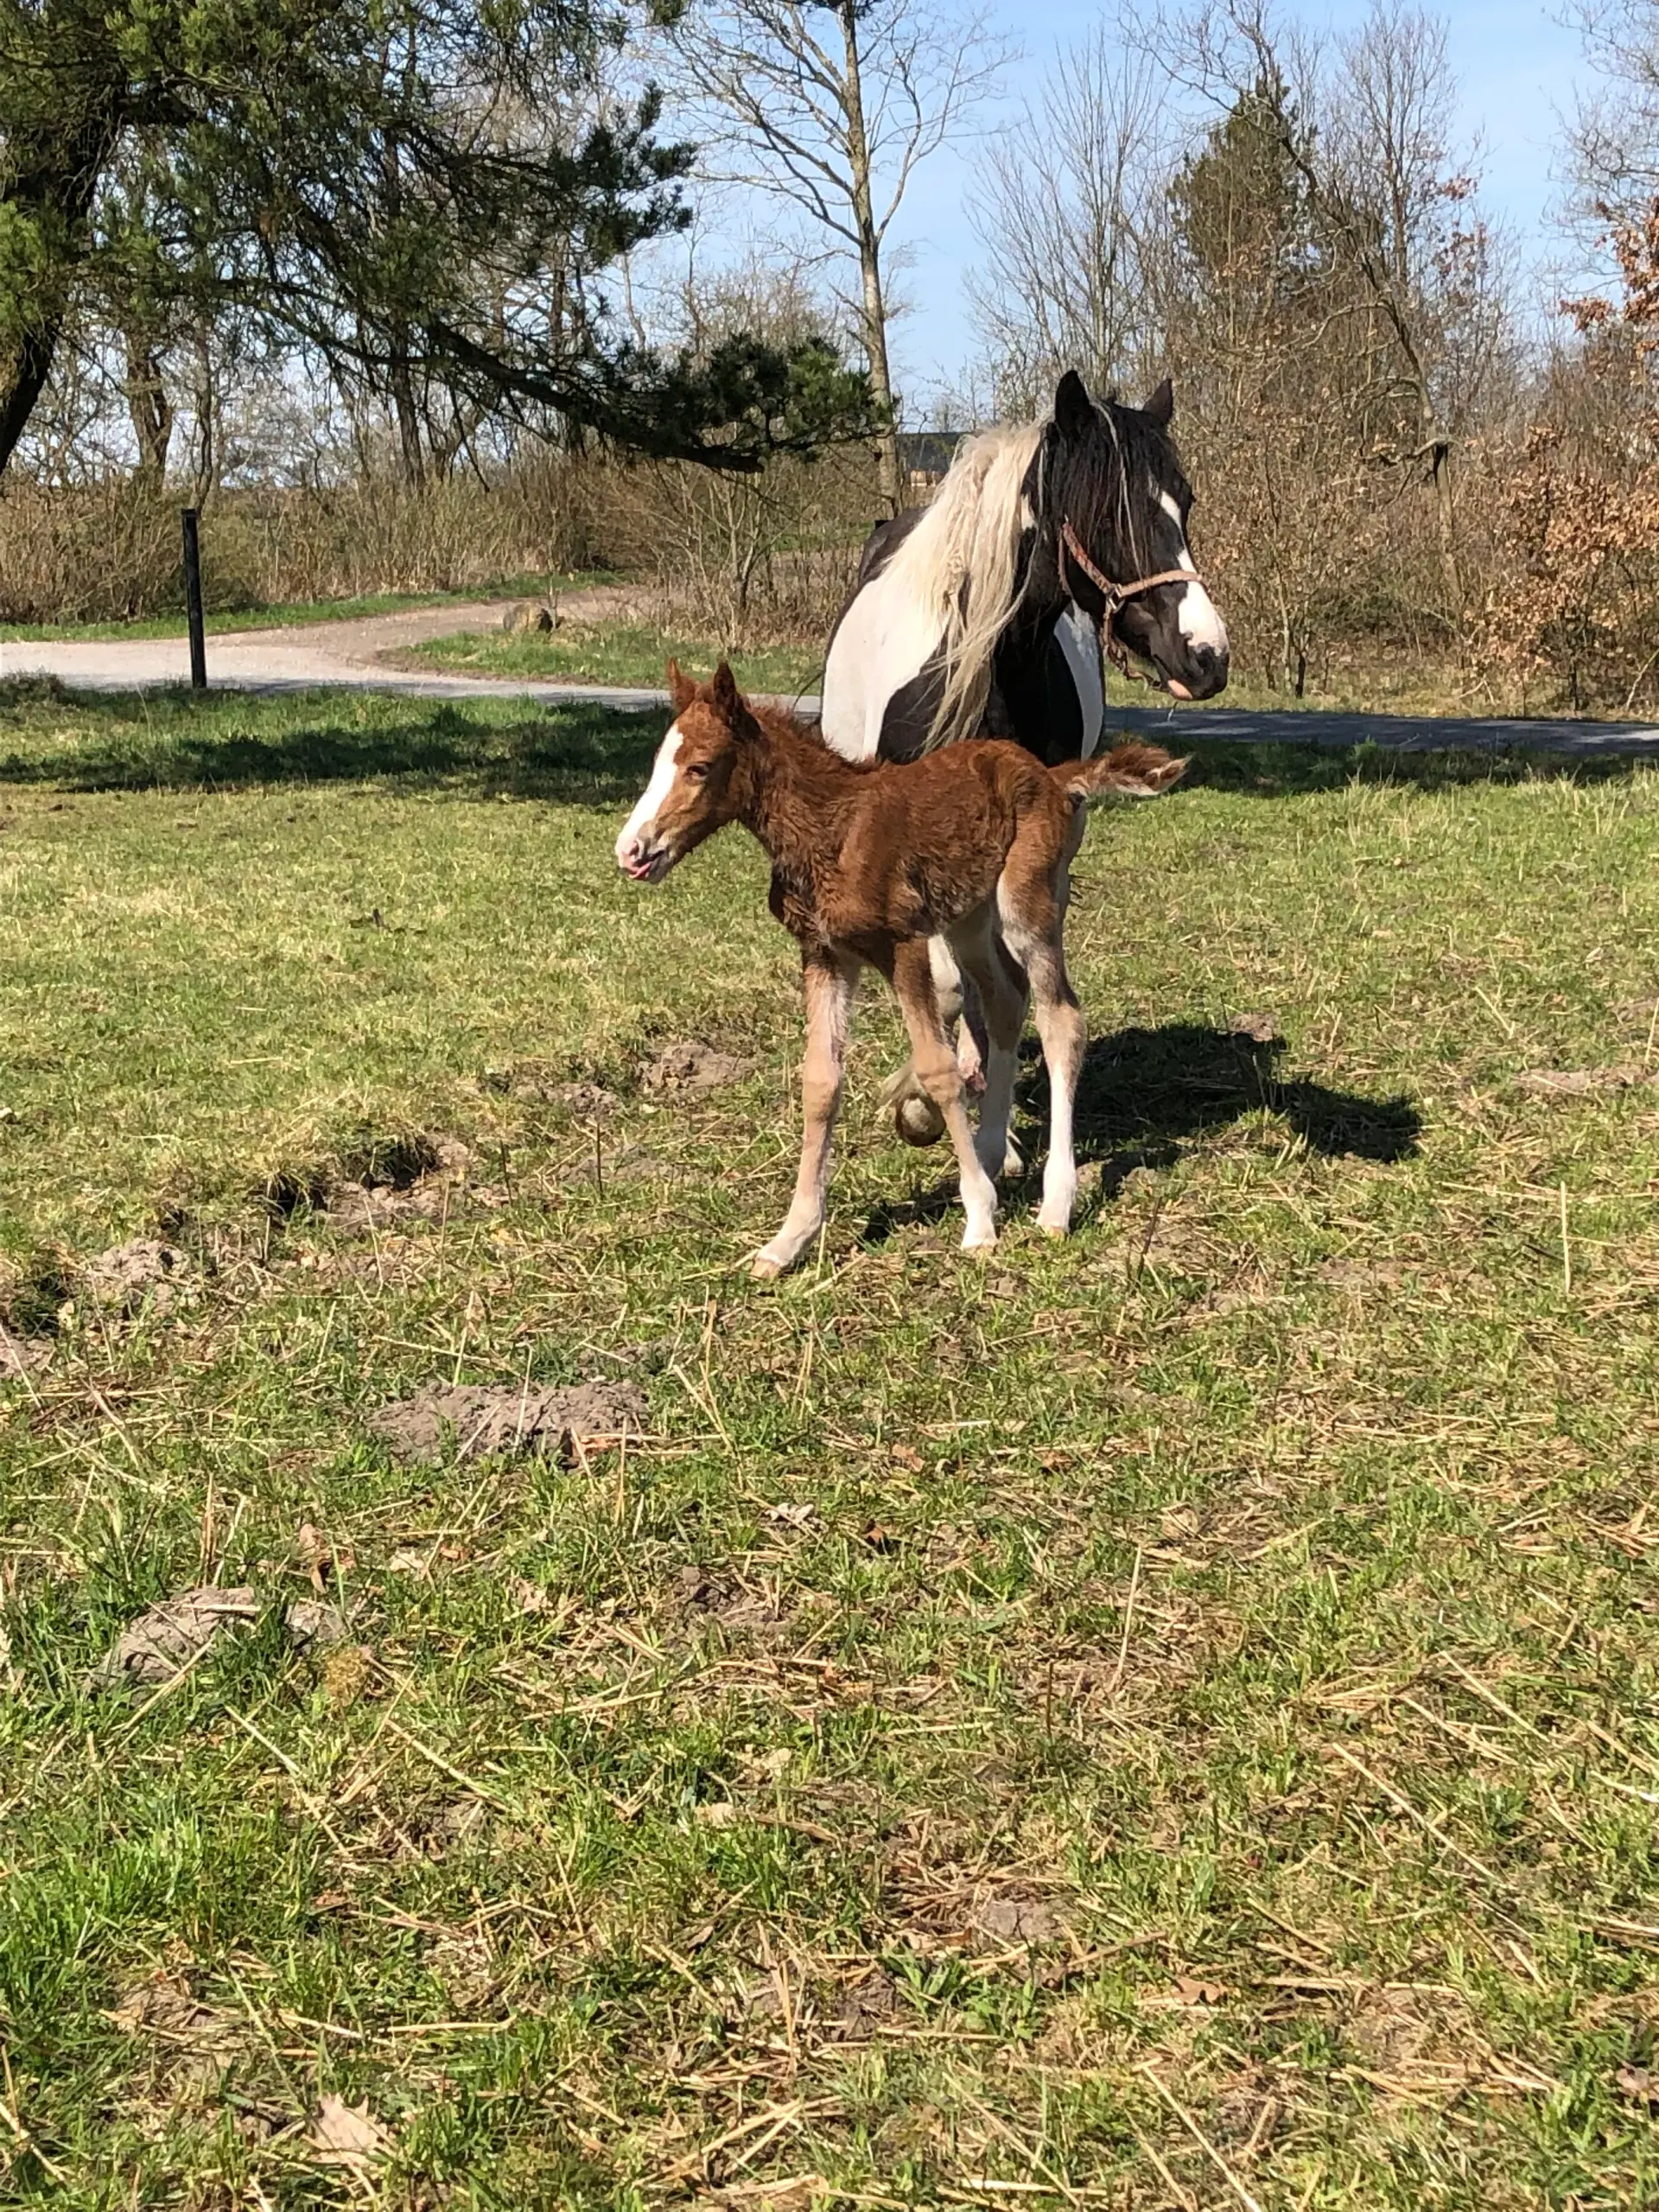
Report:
1053,743,1189,804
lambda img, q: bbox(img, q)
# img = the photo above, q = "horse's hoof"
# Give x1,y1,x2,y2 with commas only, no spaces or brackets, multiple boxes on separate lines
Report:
1037,1220,1069,1240
895,1094,945,1147
749,1249,787,1281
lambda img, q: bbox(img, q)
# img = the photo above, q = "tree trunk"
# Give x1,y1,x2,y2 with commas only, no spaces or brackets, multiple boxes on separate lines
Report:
838,4,901,516
124,331,174,486
0,100,123,479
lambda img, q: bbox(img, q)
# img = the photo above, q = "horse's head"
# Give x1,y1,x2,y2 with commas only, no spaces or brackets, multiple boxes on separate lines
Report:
614,661,756,884
1048,370,1230,703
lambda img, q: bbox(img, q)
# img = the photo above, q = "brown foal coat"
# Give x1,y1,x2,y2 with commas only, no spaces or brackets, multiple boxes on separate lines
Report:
614,660,1185,1274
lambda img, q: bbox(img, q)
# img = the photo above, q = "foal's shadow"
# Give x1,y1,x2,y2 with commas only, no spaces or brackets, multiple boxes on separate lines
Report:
861,1022,1421,1242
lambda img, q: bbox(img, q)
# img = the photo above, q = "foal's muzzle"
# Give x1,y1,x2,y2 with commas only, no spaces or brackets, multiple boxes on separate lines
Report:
615,833,675,883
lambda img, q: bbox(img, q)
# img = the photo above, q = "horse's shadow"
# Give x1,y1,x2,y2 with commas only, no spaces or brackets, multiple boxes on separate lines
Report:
861,1021,1421,1241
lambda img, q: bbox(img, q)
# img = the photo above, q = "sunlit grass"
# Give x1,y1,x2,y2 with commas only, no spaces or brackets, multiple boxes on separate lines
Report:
2,678,1657,2205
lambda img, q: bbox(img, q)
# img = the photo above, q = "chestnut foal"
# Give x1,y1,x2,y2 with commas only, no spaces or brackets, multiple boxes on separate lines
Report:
615,662,1185,1276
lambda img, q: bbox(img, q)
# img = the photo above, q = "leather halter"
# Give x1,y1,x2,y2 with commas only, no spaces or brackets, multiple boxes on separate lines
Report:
1058,518,1201,687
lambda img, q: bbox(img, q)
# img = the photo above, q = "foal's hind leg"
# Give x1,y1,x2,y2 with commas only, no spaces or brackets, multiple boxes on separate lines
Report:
892,939,1000,1251
950,912,1027,1182
753,949,857,1281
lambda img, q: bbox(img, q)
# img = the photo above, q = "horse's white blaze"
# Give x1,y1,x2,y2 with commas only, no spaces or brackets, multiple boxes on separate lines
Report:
615,725,683,861
1054,603,1104,757
821,570,945,762
1177,580,1229,656
1155,486,1229,657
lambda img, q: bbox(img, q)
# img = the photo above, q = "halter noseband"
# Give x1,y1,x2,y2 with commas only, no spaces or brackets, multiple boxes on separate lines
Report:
1058,518,1201,688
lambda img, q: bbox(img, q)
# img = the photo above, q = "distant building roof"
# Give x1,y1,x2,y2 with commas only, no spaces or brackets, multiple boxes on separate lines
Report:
897,430,962,478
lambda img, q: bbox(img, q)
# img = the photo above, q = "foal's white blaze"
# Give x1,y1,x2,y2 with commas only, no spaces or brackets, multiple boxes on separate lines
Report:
615,724,683,870
1156,486,1229,658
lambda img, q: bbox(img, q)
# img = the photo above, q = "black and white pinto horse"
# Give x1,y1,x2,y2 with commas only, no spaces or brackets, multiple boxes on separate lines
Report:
818,368,1230,1145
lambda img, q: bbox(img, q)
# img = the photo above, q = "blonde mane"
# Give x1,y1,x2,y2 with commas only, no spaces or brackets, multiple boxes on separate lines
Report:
882,419,1049,750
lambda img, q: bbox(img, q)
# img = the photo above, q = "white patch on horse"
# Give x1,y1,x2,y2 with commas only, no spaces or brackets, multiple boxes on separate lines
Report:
821,569,945,762
1154,485,1229,656
615,726,683,863
1054,604,1104,759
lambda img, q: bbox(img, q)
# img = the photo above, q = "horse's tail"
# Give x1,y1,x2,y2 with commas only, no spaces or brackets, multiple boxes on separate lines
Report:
884,421,1047,753
1052,743,1189,804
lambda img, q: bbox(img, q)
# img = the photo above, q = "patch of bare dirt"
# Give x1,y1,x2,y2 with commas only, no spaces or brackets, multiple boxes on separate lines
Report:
1513,1065,1657,1098
1319,1256,1408,1293
550,1081,622,1121
325,1136,509,1236
87,1583,352,1690
0,1324,49,1378
640,1039,753,1096
1228,1011,1285,1045
367,1378,647,1465
84,1238,198,1316
556,1135,677,1189
108,1970,246,2085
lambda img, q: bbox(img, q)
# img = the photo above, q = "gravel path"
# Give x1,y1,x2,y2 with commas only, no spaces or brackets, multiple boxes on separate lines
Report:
4,594,1657,758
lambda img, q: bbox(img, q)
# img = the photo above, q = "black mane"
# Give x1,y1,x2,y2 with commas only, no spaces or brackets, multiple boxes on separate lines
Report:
1017,397,1189,623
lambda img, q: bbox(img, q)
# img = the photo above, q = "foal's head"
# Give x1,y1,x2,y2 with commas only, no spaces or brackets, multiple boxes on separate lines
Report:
614,661,756,885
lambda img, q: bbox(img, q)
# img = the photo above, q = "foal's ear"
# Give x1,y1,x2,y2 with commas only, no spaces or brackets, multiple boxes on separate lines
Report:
1054,369,1095,437
1141,376,1175,429
666,658,696,714
710,658,752,731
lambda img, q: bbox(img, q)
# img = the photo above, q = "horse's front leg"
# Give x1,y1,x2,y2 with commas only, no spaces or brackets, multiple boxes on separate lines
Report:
752,949,858,1281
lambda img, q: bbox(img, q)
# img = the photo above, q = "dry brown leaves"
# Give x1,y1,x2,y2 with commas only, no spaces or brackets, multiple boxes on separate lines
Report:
309,2093,392,2165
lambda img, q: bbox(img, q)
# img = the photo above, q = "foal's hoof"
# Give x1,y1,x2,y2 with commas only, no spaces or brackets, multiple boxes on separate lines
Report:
895,1094,945,1147
749,1249,789,1282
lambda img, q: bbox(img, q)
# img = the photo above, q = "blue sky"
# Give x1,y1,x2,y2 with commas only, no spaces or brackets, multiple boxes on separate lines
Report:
876,0,1588,409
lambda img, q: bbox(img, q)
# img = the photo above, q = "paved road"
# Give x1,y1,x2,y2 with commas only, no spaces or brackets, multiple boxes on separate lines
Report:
5,599,1657,758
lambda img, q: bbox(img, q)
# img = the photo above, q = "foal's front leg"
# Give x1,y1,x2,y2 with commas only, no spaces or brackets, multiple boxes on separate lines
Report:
752,949,857,1281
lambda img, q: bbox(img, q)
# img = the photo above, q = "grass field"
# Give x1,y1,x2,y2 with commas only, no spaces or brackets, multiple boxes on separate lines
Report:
3,677,1659,2208
413,623,823,698
0,576,612,645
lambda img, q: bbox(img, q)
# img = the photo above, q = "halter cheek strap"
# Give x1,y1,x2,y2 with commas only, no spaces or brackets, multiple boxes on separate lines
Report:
1058,518,1203,688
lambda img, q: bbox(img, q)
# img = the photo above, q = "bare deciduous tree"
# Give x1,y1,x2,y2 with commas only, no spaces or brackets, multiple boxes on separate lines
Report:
664,0,1008,512
966,32,1171,415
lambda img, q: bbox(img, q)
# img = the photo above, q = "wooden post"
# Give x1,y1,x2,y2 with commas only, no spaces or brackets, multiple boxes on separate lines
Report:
181,508,207,690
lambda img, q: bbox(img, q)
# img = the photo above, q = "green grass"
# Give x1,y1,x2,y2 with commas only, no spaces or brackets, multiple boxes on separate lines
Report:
413,620,823,696
0,574,613,644
3,678,1659,2207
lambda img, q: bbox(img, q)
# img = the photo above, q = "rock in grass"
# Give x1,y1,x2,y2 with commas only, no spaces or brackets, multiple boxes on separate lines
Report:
367,1379,647,1466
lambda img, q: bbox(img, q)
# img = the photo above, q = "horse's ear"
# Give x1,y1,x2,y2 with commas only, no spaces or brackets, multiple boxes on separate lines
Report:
1142,377,1174,429
666,658,696,713
1054,370,1095,438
